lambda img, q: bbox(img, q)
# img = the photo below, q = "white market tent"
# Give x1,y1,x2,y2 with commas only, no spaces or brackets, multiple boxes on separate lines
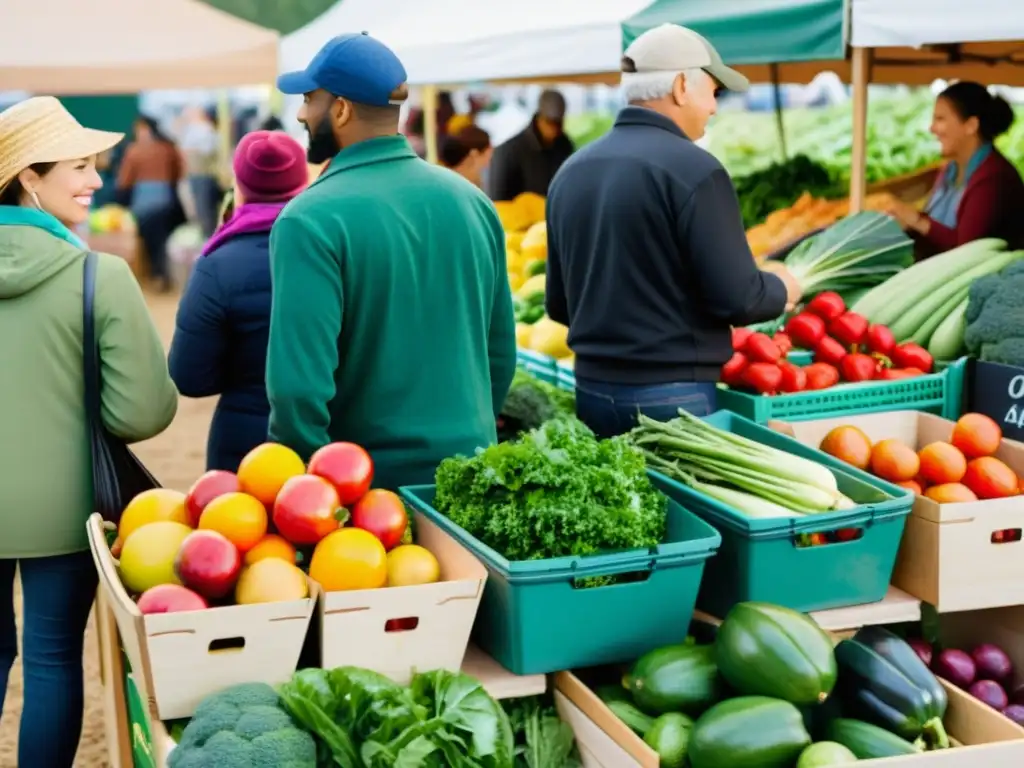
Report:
845,0,1024,208
2,0,280,93
280,0,652,86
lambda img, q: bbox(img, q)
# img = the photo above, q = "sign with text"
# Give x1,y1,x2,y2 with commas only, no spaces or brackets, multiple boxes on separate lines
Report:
967,360,1024,440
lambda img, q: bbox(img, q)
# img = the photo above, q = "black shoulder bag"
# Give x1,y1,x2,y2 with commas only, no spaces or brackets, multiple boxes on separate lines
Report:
83,251,161,523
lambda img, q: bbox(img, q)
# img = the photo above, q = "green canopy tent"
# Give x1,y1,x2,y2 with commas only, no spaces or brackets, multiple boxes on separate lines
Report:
622,0,849,159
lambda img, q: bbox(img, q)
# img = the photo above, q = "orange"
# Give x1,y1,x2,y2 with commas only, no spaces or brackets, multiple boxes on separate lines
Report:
386,545,440,587
924,482,978,504
962,457,1019,500
118,488,189,541
869,439,920,483
819,426,873,470
951,413,1002,459
199,492,267,552
244,534,297,565
918,441,967,486
236,558,309,604
237,443,305,507
309,528,387,592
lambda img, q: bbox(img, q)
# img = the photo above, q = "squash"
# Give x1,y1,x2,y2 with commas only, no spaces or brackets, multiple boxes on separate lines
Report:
623,644,724,716
528,317,570,358
715,602,837,706
688,696,811,768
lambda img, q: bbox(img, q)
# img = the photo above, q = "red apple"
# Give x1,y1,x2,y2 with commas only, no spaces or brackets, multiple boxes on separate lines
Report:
185,470,241,527
174,530,242,600
307,442,374,506
351,489,408,551
137,584,208,614
273,474,343,546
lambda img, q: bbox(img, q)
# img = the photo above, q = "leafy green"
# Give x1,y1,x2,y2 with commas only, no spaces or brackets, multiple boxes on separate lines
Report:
733,154,844,228
499,369,576,440
504,697,580,768
434,417,666,568
278,667,515,768
783,211,914,295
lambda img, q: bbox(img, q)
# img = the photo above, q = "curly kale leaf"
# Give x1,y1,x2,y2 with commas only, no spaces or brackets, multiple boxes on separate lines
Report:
434,418,666,563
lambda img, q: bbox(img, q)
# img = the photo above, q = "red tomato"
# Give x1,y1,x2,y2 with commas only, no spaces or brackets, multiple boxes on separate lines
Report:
813,336,848,367
840,353,878,383
720,352,748,387
865,324,896,356
778,362,808,393
891,343,934,374
742,332,783,364
828,312,869,347
805,292,846,322
731,327,753,351
273,474,343,546
784,312,827,350
350,490,409,551
741,362,783,395
307,442,374,506
772,332,793,355
876,367,925,380
803,363,840,390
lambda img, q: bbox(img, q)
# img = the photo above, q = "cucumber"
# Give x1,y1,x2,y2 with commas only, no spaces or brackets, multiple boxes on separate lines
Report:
826,718,922,758
643,713,692,768
596,684,631,705
716,602,837,706
928,298,968,361
624,644,724,716
607,700,655,737
796,741,857,766
688,696,811,768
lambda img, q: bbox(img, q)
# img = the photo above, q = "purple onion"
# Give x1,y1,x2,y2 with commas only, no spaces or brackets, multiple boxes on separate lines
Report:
1002,704,1024,726
933,649,977,688
970,680,1009,710
1012,682,1024,706
972,644,1014,684
907,638,933,668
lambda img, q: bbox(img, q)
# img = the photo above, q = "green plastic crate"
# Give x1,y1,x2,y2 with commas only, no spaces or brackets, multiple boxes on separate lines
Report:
516,348,559,384
650,411,914,617
716,357,966,423
399,486,721,676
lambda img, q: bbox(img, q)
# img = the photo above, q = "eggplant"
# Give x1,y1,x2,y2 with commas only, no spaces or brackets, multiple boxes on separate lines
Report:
834,628,949,750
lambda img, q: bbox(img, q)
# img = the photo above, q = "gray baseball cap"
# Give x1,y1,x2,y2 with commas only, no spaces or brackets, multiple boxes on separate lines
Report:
537,89,567,121
622,23,750,94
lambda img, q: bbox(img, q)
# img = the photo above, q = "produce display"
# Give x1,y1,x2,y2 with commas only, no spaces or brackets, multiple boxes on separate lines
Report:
850,238,1022,360
596,602,960,766
629,411,862,521
733,155,844,230
905,637,1023,726
109,440,441,614
168,667,577,768
965,258,1024,367
726,291,934,396
817,412,1020,503
434,417,666,573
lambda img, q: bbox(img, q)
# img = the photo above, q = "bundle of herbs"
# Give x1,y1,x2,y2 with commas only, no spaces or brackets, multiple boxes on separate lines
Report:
434,418,667,581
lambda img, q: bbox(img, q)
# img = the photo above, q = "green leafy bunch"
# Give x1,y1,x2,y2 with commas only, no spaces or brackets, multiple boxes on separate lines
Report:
434,417,667,563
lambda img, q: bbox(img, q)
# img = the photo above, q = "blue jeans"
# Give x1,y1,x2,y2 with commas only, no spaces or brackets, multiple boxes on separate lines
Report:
0,551,99,767
189,175,221,239
575,378,717,439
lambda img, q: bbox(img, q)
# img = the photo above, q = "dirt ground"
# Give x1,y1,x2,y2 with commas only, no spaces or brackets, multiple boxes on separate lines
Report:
0,290,214,767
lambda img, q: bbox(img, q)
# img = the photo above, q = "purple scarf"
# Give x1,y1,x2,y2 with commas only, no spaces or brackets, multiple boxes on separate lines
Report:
201,202,288,257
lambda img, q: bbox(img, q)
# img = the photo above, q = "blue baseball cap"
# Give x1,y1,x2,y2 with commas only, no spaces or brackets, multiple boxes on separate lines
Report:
277,32,408,107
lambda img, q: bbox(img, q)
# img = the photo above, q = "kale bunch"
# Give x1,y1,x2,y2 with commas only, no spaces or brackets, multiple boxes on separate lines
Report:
434,417,666,563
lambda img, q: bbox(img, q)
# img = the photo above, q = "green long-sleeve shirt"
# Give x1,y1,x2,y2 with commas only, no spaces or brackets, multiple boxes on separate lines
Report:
266,136,516,491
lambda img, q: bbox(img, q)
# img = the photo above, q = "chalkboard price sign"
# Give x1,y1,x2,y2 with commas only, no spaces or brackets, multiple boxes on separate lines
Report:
967,360,1024,440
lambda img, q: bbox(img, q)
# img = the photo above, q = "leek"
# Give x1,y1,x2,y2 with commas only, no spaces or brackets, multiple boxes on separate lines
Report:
782,211,914,296
687,476,803,519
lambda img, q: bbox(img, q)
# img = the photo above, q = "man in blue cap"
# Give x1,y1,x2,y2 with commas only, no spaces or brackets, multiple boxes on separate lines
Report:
267,33,517,490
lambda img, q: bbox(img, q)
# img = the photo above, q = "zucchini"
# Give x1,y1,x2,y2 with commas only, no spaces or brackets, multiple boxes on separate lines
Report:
796,741,857,767
623,644,724,717
716,602,837,705
826,718,921,758
688,696,811,768
607,700,655,737
929,298,968,360
643,713,692,768
596,684,631,705
908,287,968,346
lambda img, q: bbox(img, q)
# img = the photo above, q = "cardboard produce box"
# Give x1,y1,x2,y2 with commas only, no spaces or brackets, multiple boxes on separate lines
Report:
555,670,1024,767
770,411,1024,612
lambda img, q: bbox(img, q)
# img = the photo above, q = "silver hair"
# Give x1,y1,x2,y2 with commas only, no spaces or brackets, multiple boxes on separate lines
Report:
622,68,705,104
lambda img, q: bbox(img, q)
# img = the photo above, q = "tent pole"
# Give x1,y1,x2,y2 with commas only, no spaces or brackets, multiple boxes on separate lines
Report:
849,47,872,213
423,85,439,164
770,63,787,162
216,92,232,188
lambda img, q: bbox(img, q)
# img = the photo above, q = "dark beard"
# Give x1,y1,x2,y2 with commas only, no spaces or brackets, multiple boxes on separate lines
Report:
306,117,340,164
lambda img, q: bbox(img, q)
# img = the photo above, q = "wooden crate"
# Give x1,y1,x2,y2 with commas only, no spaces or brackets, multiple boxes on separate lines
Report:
87,513,317,720
771,411,1024,612
317,511,486,680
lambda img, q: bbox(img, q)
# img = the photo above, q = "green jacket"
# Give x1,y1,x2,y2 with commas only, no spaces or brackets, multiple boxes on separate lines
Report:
0,209,178,558
267,136,517,491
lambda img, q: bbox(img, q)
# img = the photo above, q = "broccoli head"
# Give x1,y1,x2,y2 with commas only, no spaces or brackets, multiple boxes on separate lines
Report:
963,260,1024,366
169,683,317,768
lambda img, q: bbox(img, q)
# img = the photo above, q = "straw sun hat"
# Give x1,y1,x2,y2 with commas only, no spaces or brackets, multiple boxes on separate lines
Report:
0,96,123,195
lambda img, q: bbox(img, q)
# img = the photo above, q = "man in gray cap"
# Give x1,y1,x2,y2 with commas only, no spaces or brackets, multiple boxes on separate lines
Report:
487,89,574,201
544,24,802,438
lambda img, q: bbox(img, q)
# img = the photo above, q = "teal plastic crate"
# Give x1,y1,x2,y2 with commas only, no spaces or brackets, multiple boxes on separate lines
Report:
399,486,721,676
649,411,914,617
787,349,813,366
516,348,559,384
716,357,966,423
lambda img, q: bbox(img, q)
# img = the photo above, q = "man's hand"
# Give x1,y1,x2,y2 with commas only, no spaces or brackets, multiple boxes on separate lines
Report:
762,261,803,311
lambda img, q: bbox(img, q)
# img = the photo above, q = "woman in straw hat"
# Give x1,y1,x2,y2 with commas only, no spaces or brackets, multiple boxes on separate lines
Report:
0,96,178,767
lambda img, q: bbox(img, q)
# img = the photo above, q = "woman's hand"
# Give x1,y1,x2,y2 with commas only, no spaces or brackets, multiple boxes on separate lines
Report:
886,200,930,235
